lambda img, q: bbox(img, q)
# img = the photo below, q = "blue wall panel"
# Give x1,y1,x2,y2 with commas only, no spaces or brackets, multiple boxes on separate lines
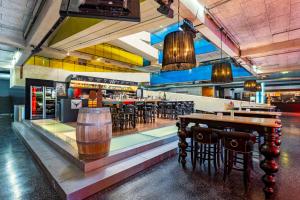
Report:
150,64,251,85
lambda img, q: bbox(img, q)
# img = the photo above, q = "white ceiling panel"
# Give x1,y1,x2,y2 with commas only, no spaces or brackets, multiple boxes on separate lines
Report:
203,0,300,74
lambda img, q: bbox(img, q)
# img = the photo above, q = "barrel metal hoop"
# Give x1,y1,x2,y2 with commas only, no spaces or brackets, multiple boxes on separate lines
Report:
77,140,111,145
77,122,112,126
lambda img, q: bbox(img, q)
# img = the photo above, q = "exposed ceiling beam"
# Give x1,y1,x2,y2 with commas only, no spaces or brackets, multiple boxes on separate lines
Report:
241,38,300,58
0,36,25,49
17,0,61,66
109,31,159,61
178,0,255,75
259,65,300,74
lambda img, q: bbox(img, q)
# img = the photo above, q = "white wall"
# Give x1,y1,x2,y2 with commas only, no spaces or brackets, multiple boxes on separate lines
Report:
10,65,150,88
164,86,202,96
144,90,261,112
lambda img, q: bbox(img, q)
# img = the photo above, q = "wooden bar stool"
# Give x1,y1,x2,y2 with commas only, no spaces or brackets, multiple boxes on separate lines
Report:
219,131,256,193
192,127,220,175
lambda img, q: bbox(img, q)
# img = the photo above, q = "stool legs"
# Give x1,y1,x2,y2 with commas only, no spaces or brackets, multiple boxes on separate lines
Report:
193,143,218,174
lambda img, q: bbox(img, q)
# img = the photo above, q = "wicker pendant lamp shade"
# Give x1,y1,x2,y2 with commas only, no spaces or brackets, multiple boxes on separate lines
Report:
244,80,258,92
211,61,233,83
161,31,196,71
211,27,233,83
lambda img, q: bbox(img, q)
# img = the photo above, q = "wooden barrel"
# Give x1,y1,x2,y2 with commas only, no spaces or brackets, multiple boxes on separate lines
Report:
76,107,112,160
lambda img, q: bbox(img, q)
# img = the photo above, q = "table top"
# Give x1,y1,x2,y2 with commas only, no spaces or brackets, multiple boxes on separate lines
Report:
215,110,282,116
179,113,281,128
239,105,276,109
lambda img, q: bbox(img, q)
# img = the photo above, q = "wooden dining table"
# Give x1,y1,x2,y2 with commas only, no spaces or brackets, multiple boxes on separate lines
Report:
214,110,282,119
177,113,282,198
234,105,276,112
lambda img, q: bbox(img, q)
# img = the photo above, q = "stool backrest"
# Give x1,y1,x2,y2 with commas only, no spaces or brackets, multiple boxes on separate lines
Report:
219,131,256,153
192,126,219,144
122,104,136,114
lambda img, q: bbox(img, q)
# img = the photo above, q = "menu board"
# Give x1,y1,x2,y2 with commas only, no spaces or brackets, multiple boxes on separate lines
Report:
56,82,67,97
69,75,139,86
71,99,82,109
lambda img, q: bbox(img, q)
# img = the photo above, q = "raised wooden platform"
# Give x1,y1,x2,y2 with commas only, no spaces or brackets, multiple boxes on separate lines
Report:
12,120,178,200
24,120,177,172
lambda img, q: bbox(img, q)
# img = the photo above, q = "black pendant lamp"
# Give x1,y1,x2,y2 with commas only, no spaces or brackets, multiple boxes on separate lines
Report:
211,28,233,83
244,80,258,92
211,62,233,83
161,0,196,72
256,83,262,91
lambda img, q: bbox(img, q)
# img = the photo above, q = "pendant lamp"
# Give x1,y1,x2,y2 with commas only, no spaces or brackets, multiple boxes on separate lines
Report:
256,83,262,91
211,61,233,83
211,28,233,83
244,80,258,92
161,0,196,72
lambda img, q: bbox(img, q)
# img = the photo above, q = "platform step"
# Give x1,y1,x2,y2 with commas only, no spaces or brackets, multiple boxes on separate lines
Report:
22,120,177,172
13,122,178,200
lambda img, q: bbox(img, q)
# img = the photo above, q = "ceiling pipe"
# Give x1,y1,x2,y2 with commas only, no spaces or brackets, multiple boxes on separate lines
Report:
24,0,47,40
21,16,66,66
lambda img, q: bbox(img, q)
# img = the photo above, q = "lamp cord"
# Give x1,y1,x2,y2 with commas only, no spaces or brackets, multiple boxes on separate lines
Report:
220,28,223,60
178,0,180,28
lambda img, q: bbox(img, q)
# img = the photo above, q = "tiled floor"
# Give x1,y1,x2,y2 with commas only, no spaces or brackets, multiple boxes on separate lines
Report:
1,114,300,200
67,118,176,137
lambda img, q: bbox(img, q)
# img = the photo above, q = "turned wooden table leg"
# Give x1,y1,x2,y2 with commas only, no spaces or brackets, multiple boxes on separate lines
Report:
177,119,188,168
259,128,280,199
275,127,282,147
275,121,282,147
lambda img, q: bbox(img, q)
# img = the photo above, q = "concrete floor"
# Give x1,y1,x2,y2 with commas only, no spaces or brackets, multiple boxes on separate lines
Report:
1,114,300,200
0,115,59,200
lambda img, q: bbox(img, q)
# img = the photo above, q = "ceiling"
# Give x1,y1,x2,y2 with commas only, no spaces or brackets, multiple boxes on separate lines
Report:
203,0,300,74
0,44,16,67
0,0,37,71
0,0,36,40
1,0,299,79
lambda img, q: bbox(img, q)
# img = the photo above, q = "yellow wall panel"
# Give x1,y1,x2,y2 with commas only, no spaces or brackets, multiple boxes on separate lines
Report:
50,17,102,45
78,43,143,66
26,56,138,72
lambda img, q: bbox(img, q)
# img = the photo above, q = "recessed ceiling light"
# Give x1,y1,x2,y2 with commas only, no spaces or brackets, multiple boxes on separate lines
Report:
96,58,101,61
281,71,289,74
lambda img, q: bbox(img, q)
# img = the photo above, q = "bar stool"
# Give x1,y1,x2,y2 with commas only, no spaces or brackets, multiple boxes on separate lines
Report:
220,131,256,192
135,102,145,123
192,126,220,174
144,103,156,123
110,106,120,129
165,102,176,119
119,104,136,129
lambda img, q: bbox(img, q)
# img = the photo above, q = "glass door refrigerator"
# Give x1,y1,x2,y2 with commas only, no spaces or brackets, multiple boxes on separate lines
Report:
45,87,56,118
30,86,44,119
30,86,56,119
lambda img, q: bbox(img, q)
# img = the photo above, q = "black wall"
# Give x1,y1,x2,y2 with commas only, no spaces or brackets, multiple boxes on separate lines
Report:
0,80,25,114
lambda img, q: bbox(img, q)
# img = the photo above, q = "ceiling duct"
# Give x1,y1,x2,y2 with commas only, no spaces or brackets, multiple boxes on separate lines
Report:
155,0,174,18
60,0,141,22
